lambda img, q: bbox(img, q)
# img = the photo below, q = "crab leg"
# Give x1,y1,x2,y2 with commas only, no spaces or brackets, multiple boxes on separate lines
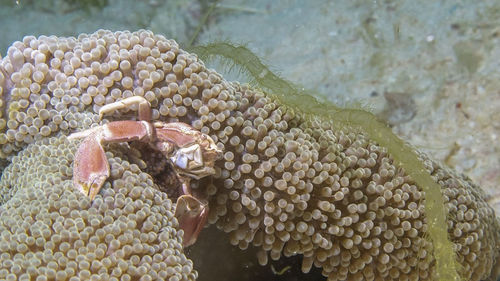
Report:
99,96,152,121
70,120,154,200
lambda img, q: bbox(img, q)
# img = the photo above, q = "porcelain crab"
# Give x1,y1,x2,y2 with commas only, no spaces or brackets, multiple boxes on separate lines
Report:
68,96,222,246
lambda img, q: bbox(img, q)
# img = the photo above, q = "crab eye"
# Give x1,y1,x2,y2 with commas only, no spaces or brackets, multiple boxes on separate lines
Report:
173,154,188,169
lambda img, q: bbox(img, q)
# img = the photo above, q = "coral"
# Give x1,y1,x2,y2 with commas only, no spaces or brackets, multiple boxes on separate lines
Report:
0,134,197,280
0,30,499,280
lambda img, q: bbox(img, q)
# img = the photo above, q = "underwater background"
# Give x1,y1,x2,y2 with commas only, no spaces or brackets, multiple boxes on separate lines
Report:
0,0,499,280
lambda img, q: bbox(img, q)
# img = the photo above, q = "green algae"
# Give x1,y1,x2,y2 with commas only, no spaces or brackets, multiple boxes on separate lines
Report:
190,42,309,100
191,42,462,281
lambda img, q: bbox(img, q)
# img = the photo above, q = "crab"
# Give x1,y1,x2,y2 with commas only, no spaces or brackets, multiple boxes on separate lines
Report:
68,96,222,246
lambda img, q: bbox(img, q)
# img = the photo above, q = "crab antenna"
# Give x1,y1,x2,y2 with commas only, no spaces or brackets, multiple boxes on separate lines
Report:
99,96,152,121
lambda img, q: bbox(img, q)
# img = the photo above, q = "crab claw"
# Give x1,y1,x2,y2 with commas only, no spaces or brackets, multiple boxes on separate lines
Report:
175,195,209,247
72,131,110,200
70,120,155,200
